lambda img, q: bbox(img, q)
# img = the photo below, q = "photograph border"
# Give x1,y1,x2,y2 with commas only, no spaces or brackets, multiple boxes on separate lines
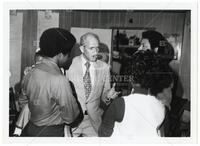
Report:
1,0,198,145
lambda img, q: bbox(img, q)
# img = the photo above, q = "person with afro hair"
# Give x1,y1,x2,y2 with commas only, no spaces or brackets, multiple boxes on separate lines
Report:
19,28,81,137
98,50,174,137
139,30,175,65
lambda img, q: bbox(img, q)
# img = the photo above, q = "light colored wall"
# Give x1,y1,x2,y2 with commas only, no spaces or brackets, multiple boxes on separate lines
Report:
9,10,59,89
9,12,23,88
37,11,59,47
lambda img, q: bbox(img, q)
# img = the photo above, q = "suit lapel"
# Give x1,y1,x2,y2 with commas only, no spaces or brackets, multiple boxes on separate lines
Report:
72,56,87,101
76,56,84,79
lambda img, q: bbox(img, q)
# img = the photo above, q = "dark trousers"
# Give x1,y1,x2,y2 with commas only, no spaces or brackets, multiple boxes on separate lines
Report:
21,121,64,137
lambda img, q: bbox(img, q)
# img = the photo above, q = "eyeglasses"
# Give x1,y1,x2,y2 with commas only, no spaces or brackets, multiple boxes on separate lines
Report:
83,45,99,52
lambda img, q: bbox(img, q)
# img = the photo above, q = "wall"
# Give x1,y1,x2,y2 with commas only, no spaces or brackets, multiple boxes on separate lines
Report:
37,11,59,47
9,10,59,89
21,10,59,81
9,11,23,88
60,10,185,36
179,11,190,100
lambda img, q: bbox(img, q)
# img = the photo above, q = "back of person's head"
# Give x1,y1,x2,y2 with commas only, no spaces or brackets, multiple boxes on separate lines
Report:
39,28,76,58
142,30,174,64
129,50,158,89
149,65,174,96
80,32,100,46
129,50,174,96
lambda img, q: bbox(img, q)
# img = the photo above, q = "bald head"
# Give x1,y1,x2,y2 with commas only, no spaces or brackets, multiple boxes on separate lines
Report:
80,32,100,62
80,32,100,46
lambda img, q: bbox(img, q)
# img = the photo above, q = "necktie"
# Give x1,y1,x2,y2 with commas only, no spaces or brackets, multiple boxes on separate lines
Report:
83,62,92,99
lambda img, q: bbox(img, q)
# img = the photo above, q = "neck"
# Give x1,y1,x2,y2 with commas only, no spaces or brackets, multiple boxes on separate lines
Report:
132,84,149,95
44,56,59,67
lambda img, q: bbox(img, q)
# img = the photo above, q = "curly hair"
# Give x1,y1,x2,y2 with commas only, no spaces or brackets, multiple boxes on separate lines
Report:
157,41,175,64
39,28,76,58
149,64,174,96
142,30,174,64
129,50,174,96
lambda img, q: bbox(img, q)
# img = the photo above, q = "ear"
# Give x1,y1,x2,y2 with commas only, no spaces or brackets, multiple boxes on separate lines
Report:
58,52,63,58
154,47,158,53
79,45,84,53
138,45,143,50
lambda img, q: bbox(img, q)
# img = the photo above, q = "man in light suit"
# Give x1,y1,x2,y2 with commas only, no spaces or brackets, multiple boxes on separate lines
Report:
67,32,119,137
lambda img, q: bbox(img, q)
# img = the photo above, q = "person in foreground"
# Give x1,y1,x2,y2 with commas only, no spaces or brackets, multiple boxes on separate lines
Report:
67,32,120,137
19,28,80,137
98,50,174,137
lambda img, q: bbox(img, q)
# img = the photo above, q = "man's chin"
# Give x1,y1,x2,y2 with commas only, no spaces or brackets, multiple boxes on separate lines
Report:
91,57,97,62
90,59,97,62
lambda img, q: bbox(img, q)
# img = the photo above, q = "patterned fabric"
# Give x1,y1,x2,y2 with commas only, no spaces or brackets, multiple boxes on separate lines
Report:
83,62,92,99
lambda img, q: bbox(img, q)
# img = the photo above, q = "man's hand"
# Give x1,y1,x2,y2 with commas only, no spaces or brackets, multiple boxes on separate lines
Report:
107,83,121,100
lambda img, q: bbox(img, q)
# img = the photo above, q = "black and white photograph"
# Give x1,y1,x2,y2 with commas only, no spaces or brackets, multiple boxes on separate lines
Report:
1,0,198,145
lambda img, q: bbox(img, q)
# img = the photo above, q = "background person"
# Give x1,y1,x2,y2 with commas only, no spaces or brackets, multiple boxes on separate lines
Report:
139,30,174,65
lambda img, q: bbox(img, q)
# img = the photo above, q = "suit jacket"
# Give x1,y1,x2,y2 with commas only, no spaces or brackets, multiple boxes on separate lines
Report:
67,55,111,132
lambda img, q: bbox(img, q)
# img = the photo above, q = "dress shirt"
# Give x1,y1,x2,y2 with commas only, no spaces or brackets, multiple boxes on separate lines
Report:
19,58,79,126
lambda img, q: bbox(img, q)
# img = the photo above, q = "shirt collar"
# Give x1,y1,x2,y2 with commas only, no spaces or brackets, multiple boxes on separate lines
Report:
81,54,95,67
41,57,61,73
